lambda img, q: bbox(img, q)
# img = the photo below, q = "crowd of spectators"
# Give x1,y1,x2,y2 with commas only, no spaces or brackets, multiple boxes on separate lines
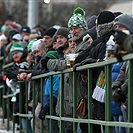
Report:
0,7,133,133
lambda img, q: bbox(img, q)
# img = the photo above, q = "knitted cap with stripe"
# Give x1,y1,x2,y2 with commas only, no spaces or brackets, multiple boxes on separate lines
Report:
10,42,24,53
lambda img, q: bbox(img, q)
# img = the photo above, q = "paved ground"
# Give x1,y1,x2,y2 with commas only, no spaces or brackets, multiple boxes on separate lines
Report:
0,107,19,133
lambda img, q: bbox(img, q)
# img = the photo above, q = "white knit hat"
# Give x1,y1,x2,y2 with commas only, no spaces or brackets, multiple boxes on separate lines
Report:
31,39,44,52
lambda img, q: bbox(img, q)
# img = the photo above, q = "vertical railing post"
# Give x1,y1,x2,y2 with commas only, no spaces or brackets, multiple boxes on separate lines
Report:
128,59,133,133
40,78,44,133
60,73,64,133
2,82,6,123
0,57,3,107
19,82,22,133
25,82,28,133
73,72,77,132
88,68,93,133
32,79,35,133
49,75,53,133
7,86,10,130
105,64,112,133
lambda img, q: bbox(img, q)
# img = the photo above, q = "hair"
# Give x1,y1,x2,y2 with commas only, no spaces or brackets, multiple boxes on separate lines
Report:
39,41,46,50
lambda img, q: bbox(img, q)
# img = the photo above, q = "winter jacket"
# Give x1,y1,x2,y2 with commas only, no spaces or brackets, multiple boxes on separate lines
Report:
30,53,48,76
111,62,123,116
112,62,128,95
5,50,28,114
47,34,91,116
43,70,60,107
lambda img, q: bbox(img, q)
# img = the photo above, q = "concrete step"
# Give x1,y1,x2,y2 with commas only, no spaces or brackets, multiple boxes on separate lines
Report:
0,118,20,133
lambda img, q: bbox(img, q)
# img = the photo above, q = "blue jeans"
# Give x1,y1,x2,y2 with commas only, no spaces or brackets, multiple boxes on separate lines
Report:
113,115,126,133
22,118,32,133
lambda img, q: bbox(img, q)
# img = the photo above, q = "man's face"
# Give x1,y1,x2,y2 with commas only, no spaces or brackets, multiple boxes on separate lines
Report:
29,33,39,42
37,44,47,57
53,42,59,50
68,38,76,51
70,27,84,40
56,35,67,47
12,52,23,62
43,35,52,48
114,24,127,31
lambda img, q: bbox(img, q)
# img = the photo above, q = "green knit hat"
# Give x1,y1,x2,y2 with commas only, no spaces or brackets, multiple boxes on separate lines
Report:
68,7,88,30
28,38,37,52
45,51,59,59
19,61,29,69
10,42,24,53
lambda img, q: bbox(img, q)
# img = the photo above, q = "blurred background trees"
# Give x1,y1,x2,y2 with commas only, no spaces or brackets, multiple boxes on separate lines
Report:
0,0,116,28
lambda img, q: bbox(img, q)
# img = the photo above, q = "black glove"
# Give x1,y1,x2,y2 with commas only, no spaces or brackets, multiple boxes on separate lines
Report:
73,63,81,72
41,57,50,69
112,87,127,103
38,106,49,120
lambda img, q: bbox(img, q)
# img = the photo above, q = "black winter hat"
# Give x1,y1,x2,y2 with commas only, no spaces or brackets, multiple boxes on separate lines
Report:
52,34,57,43
97,11,115,25
87,15,97,29
114,14,133,33
9,30,19,38
21,26,31,33
56,27,69,39
43,27,57,38
87,26,97,40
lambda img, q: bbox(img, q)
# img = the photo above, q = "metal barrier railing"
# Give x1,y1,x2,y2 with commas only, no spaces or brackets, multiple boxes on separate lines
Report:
0,53,133,132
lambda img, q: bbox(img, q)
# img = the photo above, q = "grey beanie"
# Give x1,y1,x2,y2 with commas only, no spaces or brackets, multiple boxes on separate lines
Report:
114,14,133,33
56,27,69,39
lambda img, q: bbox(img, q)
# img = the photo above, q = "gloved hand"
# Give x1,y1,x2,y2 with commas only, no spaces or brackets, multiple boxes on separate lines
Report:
73,63,81,72
41,57,50,69
38,106,49,120
112,87,127,103
114,29,129,45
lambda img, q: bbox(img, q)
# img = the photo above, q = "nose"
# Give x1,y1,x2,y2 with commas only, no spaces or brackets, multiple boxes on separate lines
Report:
57,37,61,42
71,29,76,35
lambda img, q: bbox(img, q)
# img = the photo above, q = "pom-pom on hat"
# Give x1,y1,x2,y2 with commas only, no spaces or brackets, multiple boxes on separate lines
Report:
68,7,88,29
45,51,59,59
56,27,69,39
96,11,115,25
10,42,24,53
